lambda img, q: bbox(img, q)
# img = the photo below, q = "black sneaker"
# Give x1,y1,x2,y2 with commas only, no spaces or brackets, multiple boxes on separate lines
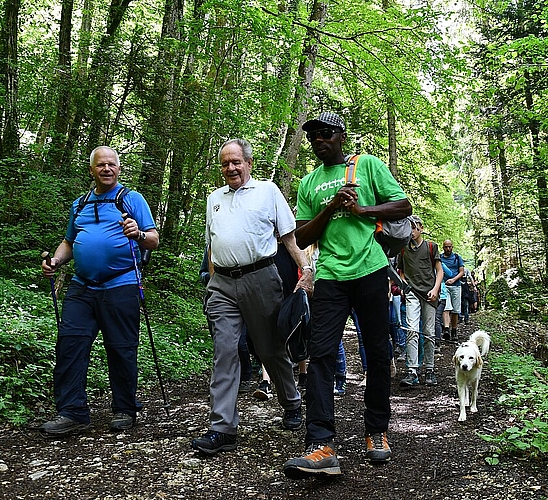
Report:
282,405,302,430
191,430,237,455
365,432,392,463
109,413,135,432
450,328,458,341
399,370,419,387
283,442,341,479
425,370,438,386
442,327,450,340
238,379,252,393
253,380,273,400
40,415,90,436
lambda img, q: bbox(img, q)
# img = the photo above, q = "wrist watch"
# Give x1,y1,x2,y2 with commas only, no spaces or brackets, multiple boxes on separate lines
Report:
139,231,147,241
301,265,313,273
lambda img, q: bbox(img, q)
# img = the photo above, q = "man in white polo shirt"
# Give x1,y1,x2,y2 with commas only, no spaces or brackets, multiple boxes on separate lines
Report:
191,138,313,455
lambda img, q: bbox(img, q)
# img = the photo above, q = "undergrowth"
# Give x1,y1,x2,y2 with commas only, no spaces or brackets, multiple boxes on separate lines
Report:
0,275,211,426
477,310,548,462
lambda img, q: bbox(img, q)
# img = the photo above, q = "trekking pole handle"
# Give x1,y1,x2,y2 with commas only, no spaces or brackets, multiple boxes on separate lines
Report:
41,250,51,266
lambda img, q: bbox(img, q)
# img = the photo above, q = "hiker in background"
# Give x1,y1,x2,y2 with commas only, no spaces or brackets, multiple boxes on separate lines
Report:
40,146,159,435
191,138,313,456
397,215,443,387
440,240,464,341
460,267,476,324
283,111,412,479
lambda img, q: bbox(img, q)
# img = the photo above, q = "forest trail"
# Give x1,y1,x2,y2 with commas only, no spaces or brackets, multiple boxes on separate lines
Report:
1,318,547,499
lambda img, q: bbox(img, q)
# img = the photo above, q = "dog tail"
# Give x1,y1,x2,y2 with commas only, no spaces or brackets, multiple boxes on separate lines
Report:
470,330,491,357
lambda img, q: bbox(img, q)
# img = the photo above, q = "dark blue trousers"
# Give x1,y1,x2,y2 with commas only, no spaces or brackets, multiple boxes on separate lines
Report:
305,268,391,445
54,283,141,423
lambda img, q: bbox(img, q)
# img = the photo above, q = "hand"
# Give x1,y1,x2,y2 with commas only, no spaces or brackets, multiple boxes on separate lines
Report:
42,256,60,278
295,270,314,297
333,184,359,210
119,216,140,240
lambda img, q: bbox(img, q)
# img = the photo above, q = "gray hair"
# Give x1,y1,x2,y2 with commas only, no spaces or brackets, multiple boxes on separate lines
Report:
218,139,253,163
89,146,120,166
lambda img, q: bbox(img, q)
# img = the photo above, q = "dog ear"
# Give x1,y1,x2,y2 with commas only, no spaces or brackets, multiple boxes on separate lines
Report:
475,354,483,368
452,354,458,366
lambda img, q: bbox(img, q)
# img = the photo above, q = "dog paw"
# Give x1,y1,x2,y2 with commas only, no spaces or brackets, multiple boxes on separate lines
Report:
458,414,467,422
470,406,478,413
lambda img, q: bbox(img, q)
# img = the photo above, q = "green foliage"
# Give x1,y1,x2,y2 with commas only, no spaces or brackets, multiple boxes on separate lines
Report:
485,268,548,320
477,312,548,460
0,278,56,424
0,247,212,426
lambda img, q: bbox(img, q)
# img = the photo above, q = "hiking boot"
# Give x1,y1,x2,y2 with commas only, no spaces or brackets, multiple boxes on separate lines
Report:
282,405,302,430
365,432,392,462
40,415,90,436
238,379,252,393
109,413,135,432
450,328,458,341
333,377,346,396
442,327,450,340
191,430,237,455
425,370,438,386
283,442,341,479
399,370,419,387
253,380,273,400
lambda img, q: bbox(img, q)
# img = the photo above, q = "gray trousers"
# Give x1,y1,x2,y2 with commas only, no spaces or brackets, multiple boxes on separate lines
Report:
206,264,301,434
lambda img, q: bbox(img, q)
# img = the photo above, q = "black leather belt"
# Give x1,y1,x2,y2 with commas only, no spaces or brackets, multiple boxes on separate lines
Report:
214,257,274,279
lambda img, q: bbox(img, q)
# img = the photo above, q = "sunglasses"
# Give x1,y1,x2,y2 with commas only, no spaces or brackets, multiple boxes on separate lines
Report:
306,128,339,142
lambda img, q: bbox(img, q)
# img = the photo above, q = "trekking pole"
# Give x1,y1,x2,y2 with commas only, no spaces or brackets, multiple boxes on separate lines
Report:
122,214,170,416
41,251,60,333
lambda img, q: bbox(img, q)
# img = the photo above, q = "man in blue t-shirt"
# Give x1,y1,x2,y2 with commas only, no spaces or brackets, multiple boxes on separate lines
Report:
439,239,464,340
40,146,159,436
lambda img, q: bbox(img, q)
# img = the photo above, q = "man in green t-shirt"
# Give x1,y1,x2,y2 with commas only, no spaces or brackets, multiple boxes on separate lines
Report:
283,112,412,479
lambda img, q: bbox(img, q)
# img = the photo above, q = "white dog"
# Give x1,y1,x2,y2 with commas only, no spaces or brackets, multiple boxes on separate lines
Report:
453,330,491,422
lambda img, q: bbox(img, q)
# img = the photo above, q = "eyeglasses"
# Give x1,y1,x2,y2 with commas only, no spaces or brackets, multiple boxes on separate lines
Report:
306,128,339,142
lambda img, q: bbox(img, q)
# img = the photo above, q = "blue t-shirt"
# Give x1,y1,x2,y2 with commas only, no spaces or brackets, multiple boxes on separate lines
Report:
440,252,464,285
65,183,156,289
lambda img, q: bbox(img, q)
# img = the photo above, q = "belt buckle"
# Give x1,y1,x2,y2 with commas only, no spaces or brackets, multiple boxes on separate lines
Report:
230,268,243,279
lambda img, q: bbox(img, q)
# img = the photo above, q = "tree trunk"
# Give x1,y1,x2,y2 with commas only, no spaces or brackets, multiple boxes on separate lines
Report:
277,0,328,189
138,0,185,221
0,0,21,160
386,100,398,179
48,0,74,169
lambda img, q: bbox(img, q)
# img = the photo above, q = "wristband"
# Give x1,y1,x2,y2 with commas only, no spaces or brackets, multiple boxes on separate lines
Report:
301,265,314,273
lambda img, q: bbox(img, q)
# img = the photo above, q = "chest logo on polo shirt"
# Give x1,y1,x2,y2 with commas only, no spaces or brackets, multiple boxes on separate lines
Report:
213,204,220,212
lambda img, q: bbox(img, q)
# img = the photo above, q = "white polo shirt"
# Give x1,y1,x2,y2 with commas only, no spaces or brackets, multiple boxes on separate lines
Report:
206,177,296,268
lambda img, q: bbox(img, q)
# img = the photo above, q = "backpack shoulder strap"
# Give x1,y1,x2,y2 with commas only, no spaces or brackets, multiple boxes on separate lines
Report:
344,154,360,184
114,186,130,215
74,186,131,222
428,241,434,267
75,189,94,217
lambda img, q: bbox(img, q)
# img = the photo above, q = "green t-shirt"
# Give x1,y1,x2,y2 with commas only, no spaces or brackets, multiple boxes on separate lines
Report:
296,155,407,281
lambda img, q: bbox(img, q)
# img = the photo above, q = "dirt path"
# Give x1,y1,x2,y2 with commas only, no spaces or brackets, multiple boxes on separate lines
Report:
1,318,547,499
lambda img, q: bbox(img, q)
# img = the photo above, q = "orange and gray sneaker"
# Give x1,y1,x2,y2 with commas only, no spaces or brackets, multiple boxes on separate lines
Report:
283,442,342,479
365,432,392,462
